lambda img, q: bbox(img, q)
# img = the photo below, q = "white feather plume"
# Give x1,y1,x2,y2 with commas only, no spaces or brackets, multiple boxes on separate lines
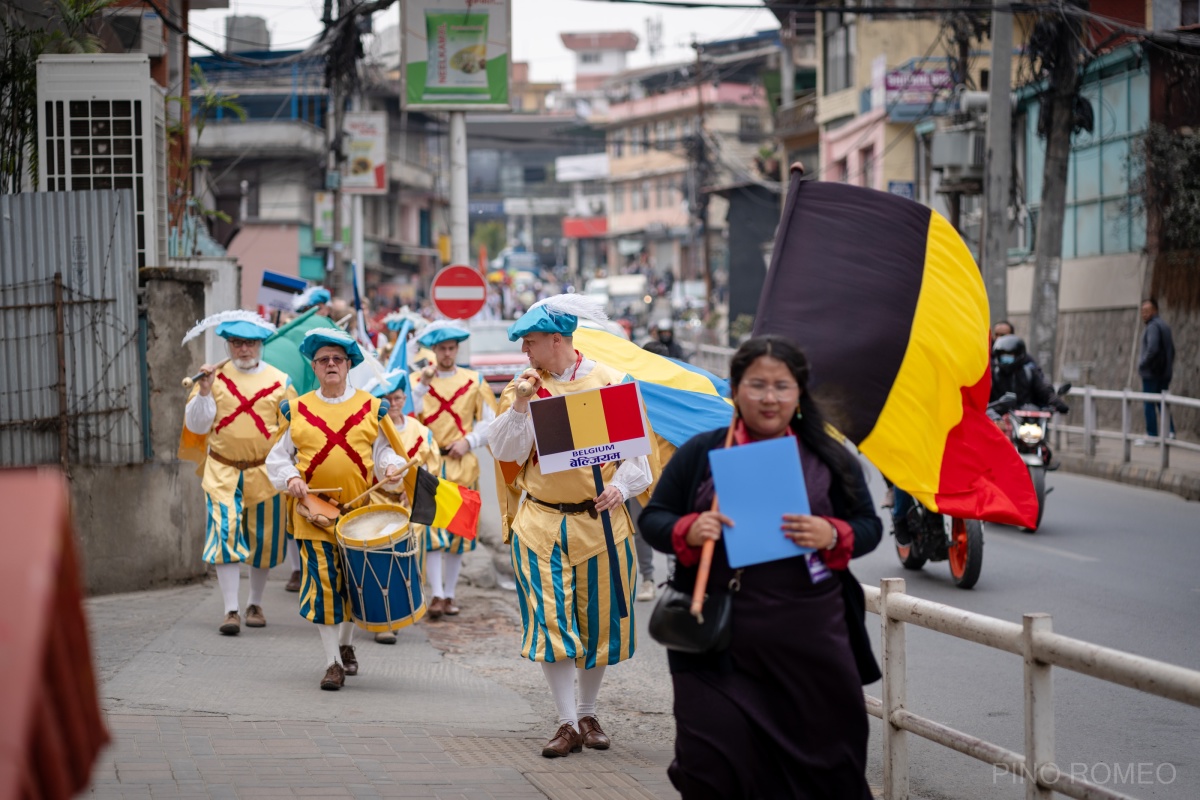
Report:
529,293,608,323
180,310,275,346
349,347,390,391
291,285,331,311
382,307,427,331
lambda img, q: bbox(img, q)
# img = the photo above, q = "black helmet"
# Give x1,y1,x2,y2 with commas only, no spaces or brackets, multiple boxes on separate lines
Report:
992,334,1026,370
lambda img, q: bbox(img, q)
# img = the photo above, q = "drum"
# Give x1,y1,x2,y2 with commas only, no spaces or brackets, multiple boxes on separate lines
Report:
335,503,426,632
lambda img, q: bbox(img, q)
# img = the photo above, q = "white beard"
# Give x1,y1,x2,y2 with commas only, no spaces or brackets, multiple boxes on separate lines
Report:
233,357,259,371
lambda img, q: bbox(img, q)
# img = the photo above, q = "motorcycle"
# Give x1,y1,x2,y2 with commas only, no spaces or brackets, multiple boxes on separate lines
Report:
890,490,985,590
886,392,1023,589
990,384,1071,532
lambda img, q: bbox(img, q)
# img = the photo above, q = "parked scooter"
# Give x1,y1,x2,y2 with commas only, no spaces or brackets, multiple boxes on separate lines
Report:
989,384,1071,532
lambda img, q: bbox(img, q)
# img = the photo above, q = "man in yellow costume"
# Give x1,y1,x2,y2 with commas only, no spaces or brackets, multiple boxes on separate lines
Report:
266,329,407,691
364,368,441,645
489,295,650,758
180,310,294,636
410,321,497,619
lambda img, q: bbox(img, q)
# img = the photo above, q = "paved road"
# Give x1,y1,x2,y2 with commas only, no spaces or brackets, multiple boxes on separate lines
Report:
852,465,1200,800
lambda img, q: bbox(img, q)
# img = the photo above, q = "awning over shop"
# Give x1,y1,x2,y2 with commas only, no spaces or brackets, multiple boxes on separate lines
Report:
563,216,608,238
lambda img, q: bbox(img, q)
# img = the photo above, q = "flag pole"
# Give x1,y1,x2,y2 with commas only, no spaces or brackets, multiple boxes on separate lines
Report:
691,408,739,620
592,465,629,619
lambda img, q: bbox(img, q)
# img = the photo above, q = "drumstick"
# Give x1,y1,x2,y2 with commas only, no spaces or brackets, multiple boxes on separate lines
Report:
306,487,342,494
690,409,739,621
342,458,415,508
182,357,231,389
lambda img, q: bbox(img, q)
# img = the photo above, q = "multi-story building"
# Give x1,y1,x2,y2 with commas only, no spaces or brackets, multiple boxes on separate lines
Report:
602,33,774,282
191,42,447,309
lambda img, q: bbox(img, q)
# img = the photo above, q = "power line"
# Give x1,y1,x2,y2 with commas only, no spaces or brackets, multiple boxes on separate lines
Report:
575,0,1037,13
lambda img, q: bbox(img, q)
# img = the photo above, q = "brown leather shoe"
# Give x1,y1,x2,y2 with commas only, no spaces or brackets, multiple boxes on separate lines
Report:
285,570,302,592
244,605,266,628
427,596,444,619
443,597,460,616
541,723,582,758
219,611,240,636
320,662,345,691
374,630,396,644
339,645,358,676
577,716,610,750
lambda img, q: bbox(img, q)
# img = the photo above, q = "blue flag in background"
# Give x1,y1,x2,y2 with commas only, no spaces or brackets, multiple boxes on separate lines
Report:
385,319,417,415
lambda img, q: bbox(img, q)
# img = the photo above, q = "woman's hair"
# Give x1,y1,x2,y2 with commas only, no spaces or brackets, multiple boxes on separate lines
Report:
729,335,860,492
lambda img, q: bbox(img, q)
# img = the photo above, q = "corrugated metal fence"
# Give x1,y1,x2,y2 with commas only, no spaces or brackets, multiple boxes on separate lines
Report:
0,190,144,466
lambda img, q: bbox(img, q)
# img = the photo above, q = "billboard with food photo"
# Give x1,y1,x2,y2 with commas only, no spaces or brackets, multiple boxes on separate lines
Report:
401,0,511,110
342,112,388,194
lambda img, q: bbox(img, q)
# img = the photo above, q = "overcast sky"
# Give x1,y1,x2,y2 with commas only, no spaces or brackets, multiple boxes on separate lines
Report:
188,0,780,85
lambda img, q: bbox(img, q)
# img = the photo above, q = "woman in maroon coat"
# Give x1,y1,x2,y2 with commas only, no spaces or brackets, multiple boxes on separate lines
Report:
640,335,882,799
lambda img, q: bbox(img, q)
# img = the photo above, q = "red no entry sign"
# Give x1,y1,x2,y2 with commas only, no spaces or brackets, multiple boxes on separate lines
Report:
430,265,487,320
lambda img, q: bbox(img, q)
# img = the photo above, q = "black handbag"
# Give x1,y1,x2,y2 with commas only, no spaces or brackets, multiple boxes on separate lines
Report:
648,571,741,654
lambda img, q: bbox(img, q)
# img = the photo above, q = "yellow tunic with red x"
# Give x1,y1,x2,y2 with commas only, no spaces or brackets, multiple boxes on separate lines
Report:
181,363,294,567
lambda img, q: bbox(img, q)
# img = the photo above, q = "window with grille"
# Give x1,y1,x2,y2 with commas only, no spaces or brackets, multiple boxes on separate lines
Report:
43,98,152,267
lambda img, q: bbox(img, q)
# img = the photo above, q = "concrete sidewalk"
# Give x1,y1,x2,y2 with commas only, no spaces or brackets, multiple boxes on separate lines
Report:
83,577,680,800
1055,436,1200,501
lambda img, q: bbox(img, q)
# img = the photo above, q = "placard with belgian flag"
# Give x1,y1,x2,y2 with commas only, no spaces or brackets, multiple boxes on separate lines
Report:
754,176,1037,528
529,382,652,475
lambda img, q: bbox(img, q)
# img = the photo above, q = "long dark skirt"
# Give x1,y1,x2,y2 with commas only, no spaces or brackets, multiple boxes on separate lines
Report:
667,557,871,800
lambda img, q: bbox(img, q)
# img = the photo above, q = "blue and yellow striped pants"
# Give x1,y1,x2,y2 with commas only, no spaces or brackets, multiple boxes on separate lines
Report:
424,477,479,554
510,525,638,668
298,539,348,626
202,476,286,568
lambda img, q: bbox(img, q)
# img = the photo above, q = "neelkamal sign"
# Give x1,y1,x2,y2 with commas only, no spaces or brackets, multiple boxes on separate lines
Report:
529,383,651,475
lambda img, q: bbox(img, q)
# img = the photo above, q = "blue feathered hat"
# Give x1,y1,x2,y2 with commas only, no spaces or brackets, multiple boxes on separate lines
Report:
299,328,364,367
507,294,608,341
292,285,332,312
417,320,471,347
365,369,409,399
180,310,276,346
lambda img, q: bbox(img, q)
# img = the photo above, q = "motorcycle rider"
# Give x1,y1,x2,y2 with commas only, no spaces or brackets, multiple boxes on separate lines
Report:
989,335,1069,412
653,318,686,361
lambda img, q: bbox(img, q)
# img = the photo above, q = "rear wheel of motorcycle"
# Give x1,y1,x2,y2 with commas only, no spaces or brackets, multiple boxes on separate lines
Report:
1020,467,1046,533
895,541,927,570
948,519,984,589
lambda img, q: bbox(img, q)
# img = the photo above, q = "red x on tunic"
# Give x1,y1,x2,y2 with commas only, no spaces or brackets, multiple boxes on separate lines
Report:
214,374,281,439
297,399,373,482
425,381,475,438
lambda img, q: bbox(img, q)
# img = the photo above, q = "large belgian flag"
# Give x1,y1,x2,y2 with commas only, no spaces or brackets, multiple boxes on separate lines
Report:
755,178,1037,528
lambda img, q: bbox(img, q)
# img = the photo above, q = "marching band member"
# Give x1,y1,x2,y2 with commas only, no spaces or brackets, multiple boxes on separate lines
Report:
180,311,294,635
409,321,497,619
488,295,650,758
266,329,407,691
364,368,442,645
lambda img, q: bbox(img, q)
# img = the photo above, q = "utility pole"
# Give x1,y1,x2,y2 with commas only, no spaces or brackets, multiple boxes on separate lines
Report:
691,41,712,316
948,16,972,232
981,4,1013,323
1029,3,1085,380
449,111,469,264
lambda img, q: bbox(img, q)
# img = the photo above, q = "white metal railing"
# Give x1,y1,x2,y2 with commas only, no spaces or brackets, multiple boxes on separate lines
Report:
688,343,736,379
1051,387,1200,470
862,578,1200,800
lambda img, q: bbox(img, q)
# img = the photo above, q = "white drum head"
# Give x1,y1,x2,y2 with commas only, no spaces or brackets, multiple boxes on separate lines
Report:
339,509,411,542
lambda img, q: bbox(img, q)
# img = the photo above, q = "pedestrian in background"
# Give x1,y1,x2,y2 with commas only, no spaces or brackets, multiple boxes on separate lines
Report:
639,335,881,799
1138,298,1175,442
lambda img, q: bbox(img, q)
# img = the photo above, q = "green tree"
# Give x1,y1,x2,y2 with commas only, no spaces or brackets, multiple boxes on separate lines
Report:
471,220,507,262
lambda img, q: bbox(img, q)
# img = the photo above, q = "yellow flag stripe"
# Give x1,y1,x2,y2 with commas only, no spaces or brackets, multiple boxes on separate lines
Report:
430,479,464,529
573,326,727,400
563,390,611,449
858,212,991,511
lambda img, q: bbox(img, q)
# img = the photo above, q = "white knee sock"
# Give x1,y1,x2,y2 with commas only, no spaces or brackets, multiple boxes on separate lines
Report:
247,566,270,608
287,539,301,571
318,624,342,667
338,620,355,647
215,563,241,614
576,665,606,719
426,550,445,597
541,660,578,727
443,552,464,599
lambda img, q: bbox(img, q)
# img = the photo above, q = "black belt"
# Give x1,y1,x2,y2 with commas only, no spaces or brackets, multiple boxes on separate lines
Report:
527,494,598,519
439,447,451,456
